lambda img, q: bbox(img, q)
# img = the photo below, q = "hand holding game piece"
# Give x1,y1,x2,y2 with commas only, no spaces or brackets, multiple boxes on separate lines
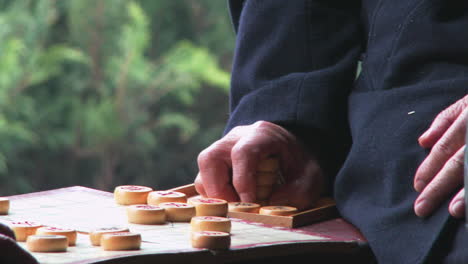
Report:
195,121,324,211
190,216,231,233
100,232,141,251
0,197,10,215
126,204,166,225
114,185,153,205
0,223,38,264
26,235,68,252
191,231,230,250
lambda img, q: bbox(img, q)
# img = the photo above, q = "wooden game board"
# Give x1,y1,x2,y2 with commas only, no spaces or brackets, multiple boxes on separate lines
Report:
0,186,359,264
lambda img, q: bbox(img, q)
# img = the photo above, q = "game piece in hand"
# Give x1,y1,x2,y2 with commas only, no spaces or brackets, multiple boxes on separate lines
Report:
0,197,9,215
188,197,228,217
191,231,230,250
89,227,130,246
257,156,280,172
228,202,261,213
126,204,166,225
36,226,77,246
26,235,68,252
147,190,187,205
114,185,153,205
100,232,141,251
159,202,196,222
190,216,231,233
259,206,298,216
9,221,42,242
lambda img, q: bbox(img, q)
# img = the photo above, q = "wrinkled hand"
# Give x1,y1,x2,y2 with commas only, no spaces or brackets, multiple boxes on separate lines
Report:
414,95,468,218
194,121,324,210
0,223,38,264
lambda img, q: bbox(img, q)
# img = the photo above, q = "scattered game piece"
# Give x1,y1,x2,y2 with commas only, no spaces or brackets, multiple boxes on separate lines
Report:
188,197,228,217
228,202,261,213
259,206,298,216
191,231,230,250
0,197,9,215
26,235,68,252
114,185,153,205
89,227,130,246
36,226,77,246
159,202,196,222
147,190,187,205
126,204,166,225
190,216,231,233
100,232,141,251
9,221,42,242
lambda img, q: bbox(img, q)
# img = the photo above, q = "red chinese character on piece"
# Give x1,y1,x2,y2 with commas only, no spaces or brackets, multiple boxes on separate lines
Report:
122,186,144,191
165,203,186,207
199,199,219,204
158,191,176,196
136,205,158,210
202,216,218,221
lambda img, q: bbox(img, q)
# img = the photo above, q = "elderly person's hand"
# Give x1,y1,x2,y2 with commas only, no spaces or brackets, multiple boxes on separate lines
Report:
0,222,38,264
414,95,468,218
194,121,324,210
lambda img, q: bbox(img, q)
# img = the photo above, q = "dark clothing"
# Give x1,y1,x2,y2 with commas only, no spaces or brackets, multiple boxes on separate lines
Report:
226,1,468,263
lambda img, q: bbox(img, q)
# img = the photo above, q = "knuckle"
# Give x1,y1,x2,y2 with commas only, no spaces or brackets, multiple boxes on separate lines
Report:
231,142,256,160
433,140,454,157
447,153,464,171
197,146,221,167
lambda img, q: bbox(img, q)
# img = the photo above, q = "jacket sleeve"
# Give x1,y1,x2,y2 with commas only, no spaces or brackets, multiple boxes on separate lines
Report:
225,0,362,182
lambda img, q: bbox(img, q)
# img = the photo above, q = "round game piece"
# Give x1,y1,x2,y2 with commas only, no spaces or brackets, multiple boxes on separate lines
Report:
9,221,42,242
257,157,279,172
26,235,68,252
190,216,231,233
100,232,141,251
256,185,273,201
89,227,130,246
259,206,298,216
228,202,261,213
147,190,187,205
126,204,166,225
191,231,230,250
0,197,10,215
256,171,278,186
114,185,153,205
188,197,228,217
159,202,196,222
36,226,77,246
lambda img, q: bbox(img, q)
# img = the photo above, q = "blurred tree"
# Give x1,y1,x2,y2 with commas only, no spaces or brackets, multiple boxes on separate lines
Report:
0,0,234,195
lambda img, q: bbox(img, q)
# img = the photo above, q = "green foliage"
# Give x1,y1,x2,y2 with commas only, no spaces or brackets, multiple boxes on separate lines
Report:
0,0,234,195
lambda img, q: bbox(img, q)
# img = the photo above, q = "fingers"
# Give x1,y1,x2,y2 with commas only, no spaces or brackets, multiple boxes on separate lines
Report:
414,146,465,217
230,122,295,202
197,121,313,204
0,234,38,264
0,223,15,240
419,95,468,148
269,158,323,210
449,188,465,218
197,136,239,202
414,109,467,192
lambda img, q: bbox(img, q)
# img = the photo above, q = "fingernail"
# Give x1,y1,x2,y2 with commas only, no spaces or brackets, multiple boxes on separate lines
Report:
451,200,464,215
415,199,429,217
414,179,427,192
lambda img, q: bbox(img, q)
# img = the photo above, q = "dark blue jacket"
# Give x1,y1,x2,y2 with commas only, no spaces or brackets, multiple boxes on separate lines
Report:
225,1,468,263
